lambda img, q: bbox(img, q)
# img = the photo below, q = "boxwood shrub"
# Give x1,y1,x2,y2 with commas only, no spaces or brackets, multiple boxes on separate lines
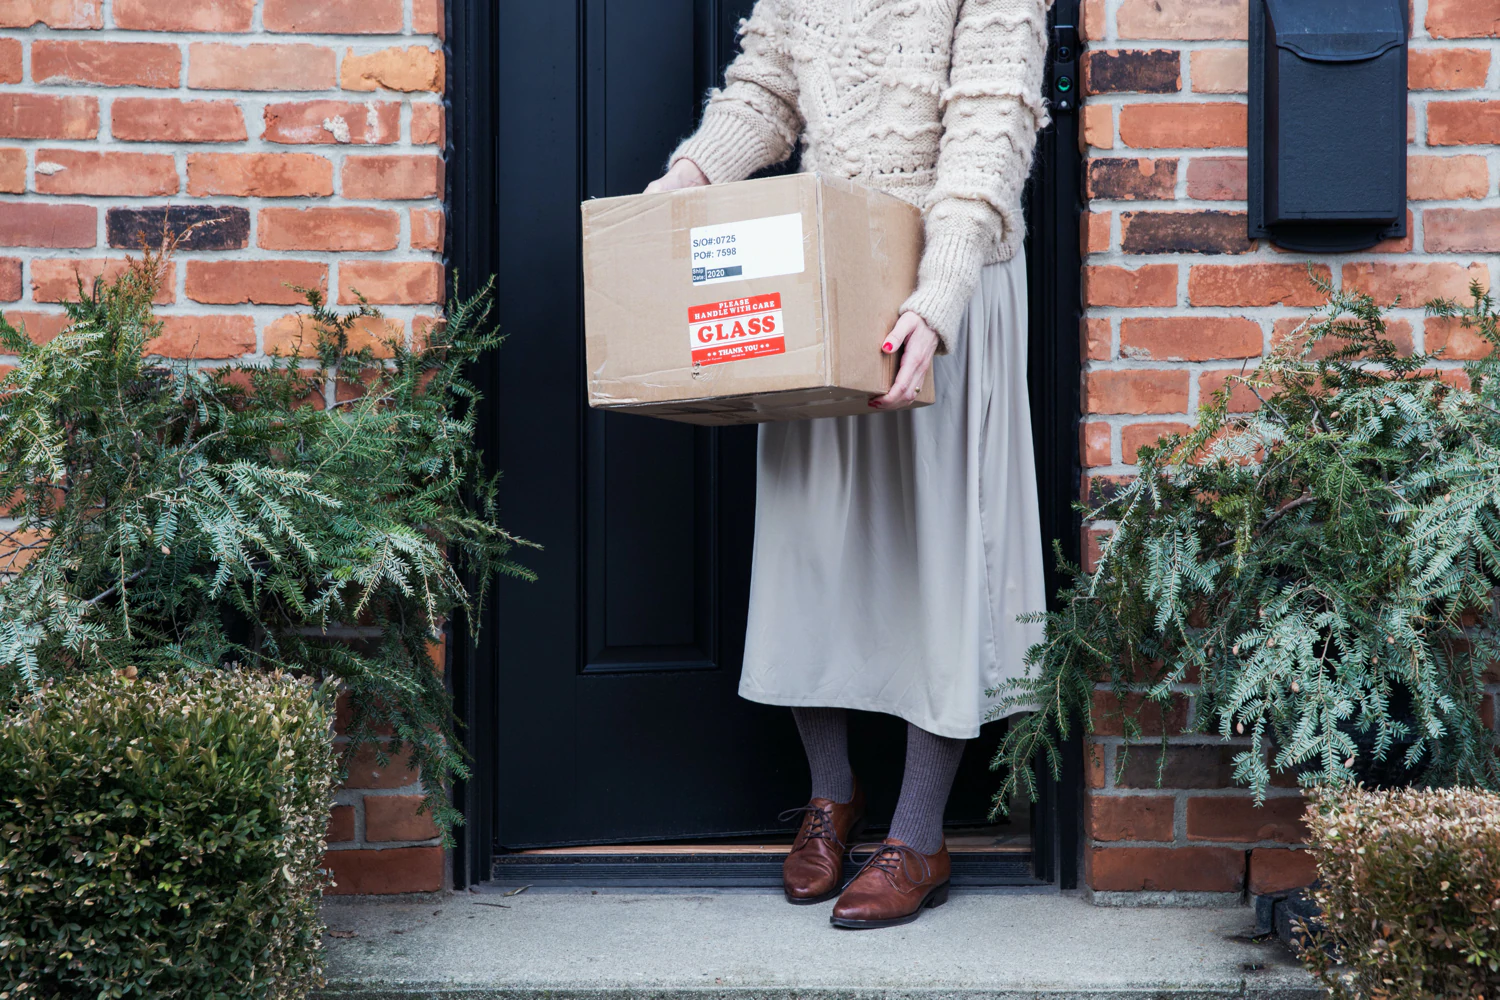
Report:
1303,786,1500,999
0,671,337,999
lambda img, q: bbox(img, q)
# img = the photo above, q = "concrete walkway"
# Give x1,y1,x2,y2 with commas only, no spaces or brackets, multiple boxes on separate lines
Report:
318,887,1320,1000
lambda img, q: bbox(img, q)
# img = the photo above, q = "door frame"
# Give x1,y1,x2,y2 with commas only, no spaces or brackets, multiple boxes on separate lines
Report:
444,0,1084,891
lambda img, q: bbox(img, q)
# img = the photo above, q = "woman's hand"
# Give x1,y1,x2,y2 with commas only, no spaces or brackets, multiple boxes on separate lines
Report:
645,158,709,194
870,312,940,410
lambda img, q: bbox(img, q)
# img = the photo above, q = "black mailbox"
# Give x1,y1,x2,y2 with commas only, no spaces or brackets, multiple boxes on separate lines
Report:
1249,0,1408,252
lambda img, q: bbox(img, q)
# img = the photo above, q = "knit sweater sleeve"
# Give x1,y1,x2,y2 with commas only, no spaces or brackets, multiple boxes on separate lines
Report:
669,0,803,184
900,0,1052,352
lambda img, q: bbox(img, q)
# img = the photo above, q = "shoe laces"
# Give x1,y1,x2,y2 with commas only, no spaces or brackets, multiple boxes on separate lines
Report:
848,841,932,885
779,803,839,845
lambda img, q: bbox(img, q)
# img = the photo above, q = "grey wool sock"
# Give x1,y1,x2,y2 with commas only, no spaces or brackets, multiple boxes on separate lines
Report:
791,707,855,803
886,723,967,855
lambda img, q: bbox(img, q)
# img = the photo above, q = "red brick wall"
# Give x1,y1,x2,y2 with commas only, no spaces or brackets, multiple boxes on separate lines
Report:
0,0,448,895
1078,0,1500,901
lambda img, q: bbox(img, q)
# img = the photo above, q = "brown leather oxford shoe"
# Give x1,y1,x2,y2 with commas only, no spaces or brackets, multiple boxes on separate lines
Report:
779,782,865,905
829,837,950,929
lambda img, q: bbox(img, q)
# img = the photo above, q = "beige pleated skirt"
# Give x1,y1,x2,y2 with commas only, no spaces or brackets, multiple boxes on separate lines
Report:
739,252,1046,739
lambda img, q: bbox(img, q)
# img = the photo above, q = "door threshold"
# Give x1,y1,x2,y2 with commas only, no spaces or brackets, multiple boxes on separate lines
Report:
493,845,1042,888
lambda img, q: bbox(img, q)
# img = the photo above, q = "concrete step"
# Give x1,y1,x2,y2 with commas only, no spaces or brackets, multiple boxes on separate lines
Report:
318,887,1319,1000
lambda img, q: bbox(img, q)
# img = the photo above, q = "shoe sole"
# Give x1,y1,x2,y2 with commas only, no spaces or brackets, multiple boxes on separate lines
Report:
782,817,868,906
828,880,950,929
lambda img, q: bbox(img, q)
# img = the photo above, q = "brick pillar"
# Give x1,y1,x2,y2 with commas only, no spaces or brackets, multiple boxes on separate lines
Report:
1,0,449,894
1077,0,1500,901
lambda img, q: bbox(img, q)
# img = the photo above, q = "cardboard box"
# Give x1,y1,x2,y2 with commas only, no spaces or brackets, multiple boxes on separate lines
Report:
581,173,928,425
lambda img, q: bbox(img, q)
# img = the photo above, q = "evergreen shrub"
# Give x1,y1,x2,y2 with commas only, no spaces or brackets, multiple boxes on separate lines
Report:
0,249,534,833
0,671,337,999
994,278,1500,804
1302,786,1500,999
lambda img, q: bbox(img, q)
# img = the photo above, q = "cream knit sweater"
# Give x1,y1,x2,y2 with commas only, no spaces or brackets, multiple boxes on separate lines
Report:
671,0,1053,350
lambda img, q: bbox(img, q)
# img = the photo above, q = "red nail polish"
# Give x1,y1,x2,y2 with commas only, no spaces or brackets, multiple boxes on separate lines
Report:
882,344,893,353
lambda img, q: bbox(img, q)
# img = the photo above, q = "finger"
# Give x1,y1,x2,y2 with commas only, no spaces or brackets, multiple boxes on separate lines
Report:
881,312,920,356
873,350,928,409
645,179,663,194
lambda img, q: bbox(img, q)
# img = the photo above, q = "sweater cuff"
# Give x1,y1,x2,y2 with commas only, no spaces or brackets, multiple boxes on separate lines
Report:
669,105,779,186
899,219,990,355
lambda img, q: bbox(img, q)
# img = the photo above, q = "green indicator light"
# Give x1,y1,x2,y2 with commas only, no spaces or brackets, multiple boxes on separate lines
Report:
1057,76,1073,92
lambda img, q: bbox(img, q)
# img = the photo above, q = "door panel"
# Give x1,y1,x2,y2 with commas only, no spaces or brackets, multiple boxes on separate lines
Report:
476,0,1080,854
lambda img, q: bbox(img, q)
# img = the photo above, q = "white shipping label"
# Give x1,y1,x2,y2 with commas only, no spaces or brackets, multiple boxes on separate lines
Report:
690,213,805,286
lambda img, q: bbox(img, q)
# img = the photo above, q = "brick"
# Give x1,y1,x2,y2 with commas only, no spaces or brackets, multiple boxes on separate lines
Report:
1087,746,1107,789
1119,103,1246,149
1083,318,1111,360
0,0,100,28
33,150,178,197
265,313,401,359
107,206,248,252
186,260,327,305
0,149,27,194
1248,848,1317,895
343,155,443,200
1190,49,1247,94
1427,0,1500,39
1186,157,1246,201
187,152,332,198
1120,421,1191,463
341,741,421,789
1429,101,1500,145
1186,795,1308,843
0,257,19,302
1087,157,1177,201
1089,846,1244,893
1188,263,1332,307
324,846,443,895
1084,264,1178,307
340,261,443,305
1198,370,1267,413
0,203,96,248
341,46,446,93
411,102,445,146
1408,155,1488,200
0,95,99,140
1117,743,1234,787
1409,48,1490,90
1091,690,1190,736
1084,473,1135,507
0,39,20,84
1343,262,1489,307
1275,316,1414,359
1083,527,1109,572
1082,421,1111,466
413,0,444,36
1120,317,1260,362
114,0,252,31
1081,105,1113,150
327,804,355,843
188,43,337,92
1080,0,1105,42
265,0,402,33
31,257,174,304
1121,210,1253,255
111,98,245,144
411,209,445,252
1083,50,1180,95
1426,316,1493,360
1117,0,1248,41
1084,211,1111,254
259,207,400,253
1424,208,1500,253
263,101,401,146
3,310,69,343
146,315,255,360
1089,795,1174,842
364,795,441,843
1086,369,1190,415
33,40,180,89
1369,210,1415,254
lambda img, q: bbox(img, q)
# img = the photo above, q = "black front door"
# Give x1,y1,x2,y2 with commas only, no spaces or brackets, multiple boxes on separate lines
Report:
448,0,1081,880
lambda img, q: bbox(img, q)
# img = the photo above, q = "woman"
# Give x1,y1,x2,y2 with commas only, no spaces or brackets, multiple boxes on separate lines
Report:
646,0,1052,929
